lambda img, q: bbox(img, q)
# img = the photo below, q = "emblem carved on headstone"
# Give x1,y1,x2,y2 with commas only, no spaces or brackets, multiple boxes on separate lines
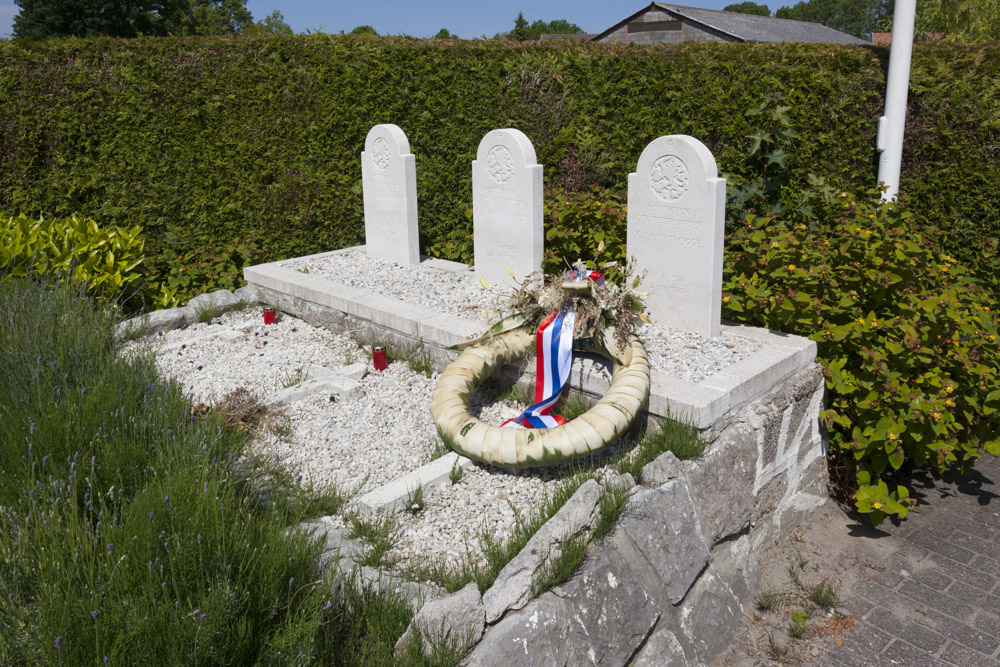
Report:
650,155,690,202
371,137,391,171
487,146,515,184
627,136,726,338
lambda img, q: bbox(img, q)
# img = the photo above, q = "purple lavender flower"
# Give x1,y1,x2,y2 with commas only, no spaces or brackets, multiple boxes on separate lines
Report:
55,637,61,649
91,611,98,621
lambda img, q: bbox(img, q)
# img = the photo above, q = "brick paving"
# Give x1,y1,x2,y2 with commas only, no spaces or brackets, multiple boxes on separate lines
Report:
813,454,1000,666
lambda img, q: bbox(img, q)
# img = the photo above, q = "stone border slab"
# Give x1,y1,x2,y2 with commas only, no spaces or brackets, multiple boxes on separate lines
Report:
244,249,816,432
355,452,477,516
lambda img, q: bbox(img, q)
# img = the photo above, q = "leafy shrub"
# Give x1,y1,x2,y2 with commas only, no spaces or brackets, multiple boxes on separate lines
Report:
147,238,264,308
0,212,145,303
722,187,1000,524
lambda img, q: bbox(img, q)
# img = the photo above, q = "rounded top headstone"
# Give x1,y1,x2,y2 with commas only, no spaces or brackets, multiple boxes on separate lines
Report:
634,135,718,205
364,124,412,164
475,129,538,176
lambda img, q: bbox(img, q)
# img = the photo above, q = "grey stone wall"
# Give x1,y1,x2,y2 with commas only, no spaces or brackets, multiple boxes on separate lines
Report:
460,364,827,666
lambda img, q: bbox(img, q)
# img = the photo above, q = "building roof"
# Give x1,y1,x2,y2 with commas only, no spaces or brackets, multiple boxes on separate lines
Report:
592,3,870,45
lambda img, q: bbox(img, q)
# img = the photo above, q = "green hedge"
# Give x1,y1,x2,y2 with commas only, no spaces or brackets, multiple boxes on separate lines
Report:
0,36,997,277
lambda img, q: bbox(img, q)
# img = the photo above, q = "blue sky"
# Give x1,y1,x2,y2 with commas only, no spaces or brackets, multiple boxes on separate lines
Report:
0,1,786,39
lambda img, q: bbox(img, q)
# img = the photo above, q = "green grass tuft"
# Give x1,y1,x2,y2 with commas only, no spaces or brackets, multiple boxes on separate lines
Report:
347,511,401,568
530,533,589,597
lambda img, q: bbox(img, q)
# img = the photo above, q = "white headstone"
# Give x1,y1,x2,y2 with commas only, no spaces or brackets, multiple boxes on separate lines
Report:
627,135,726,338
472,128,543,287
361,124,419,266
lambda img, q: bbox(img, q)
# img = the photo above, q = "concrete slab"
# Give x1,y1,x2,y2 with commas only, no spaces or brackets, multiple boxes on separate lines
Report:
355,452,476,516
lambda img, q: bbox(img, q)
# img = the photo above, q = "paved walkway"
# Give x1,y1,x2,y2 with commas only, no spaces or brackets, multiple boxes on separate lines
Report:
811,454,1000,666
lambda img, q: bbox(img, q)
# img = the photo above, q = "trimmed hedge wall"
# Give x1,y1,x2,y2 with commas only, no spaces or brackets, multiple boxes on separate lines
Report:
0,35,997,272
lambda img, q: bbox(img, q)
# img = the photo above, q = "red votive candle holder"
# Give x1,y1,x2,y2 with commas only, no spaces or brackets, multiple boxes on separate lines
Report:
372,346,388,371
263,308,277,325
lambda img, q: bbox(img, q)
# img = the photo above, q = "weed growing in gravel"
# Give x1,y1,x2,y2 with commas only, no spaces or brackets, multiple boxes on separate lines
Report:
230,300,254,312
280,365,308,388
389,339,434,377
810,580,839,610
756,590,789,612
768,631,789,661
356,332,435,377
347,511,401,568
613,417,704,481
788,611,810,639
405,485,426,514
449,459,463,485
425,437,450,462
195,302,219,323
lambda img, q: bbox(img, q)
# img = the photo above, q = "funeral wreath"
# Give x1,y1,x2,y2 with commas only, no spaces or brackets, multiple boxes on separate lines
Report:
431,259,651,469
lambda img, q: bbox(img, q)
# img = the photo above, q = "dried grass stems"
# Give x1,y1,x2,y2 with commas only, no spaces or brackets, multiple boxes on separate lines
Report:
506,259,649,351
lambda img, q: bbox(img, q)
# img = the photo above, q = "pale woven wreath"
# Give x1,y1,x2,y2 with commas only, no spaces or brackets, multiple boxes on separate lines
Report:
431,260,651,469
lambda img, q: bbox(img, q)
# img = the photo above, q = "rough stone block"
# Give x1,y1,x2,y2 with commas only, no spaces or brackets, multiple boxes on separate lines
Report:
463,596,584,666
266,372,363,407
685,421,756,543
354,452,474,516
187,288,240,315
621,480,710,604
233,284,260,304
678,569,743,664
632,627,691,666
117,307,188,338
709,533,760,609
641,450,686,486
483,479,603,623
339,362,369,382
551,534,662,666
395,582,485,658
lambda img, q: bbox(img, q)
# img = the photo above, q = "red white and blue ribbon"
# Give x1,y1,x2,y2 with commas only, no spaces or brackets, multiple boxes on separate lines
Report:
566,268,606,287
503,302,577,429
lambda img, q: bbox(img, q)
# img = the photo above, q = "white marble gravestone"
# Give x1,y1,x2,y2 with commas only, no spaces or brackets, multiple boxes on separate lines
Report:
627,135,726,338
472,128,543,288
361,124,419,266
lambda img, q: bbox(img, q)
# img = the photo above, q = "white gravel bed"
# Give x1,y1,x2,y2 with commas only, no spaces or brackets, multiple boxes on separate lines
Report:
283,251,504,325
126,308,585,574
125,309,362,405
638,324,763,384
281,250,763,383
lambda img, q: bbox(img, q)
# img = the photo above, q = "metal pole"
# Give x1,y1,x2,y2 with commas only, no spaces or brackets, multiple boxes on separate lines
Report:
876,0,917,202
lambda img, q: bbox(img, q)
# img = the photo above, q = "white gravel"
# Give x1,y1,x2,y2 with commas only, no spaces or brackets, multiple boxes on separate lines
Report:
281,250,762,384
283,251,504,325
126,251,766,576
126,309,579,574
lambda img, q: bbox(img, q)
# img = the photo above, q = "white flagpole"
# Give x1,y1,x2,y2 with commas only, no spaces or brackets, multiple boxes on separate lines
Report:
876,0,918,202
